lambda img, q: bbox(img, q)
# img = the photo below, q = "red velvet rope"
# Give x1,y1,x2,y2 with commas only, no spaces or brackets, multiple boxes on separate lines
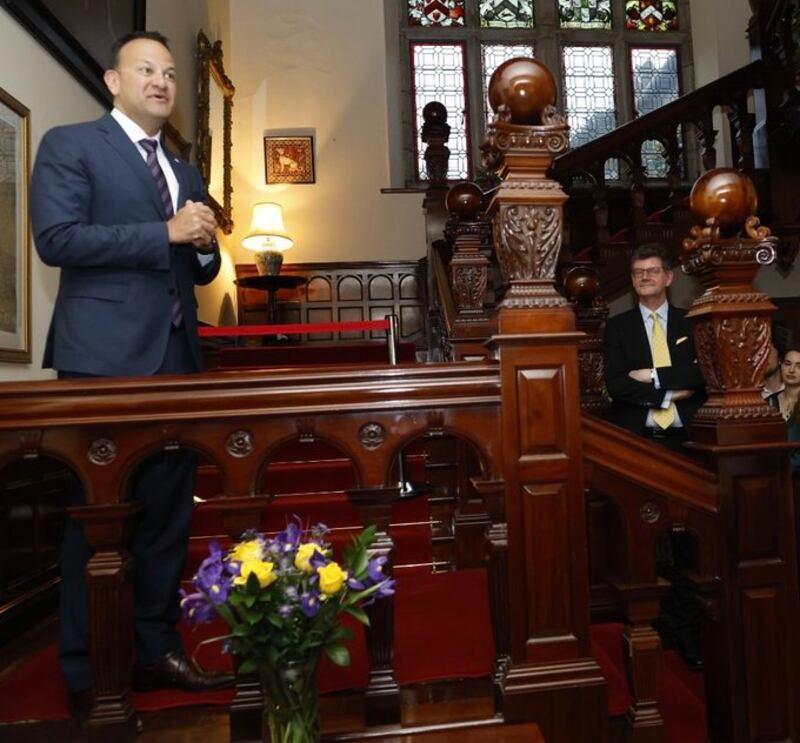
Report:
198,319,390,337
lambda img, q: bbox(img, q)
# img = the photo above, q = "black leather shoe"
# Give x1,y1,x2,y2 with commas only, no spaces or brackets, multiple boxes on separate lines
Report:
68,689,143,733
133,650,235,692
67,688,93,728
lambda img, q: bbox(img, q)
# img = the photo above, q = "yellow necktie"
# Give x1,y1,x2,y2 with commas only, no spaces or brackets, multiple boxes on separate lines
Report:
650,311,676,429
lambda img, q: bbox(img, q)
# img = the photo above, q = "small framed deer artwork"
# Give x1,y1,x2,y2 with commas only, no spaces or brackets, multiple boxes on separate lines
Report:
264,135,315,184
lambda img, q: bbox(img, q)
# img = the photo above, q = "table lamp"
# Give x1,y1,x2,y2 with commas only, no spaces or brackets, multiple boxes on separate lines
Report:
241,202,294,275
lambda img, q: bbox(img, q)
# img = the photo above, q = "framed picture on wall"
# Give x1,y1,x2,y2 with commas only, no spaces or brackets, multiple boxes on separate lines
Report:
0,87,30,363
1,0,146,107
264,136,315,184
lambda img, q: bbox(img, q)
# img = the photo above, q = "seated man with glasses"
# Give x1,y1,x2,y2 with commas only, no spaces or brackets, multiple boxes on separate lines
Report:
603,243,706,451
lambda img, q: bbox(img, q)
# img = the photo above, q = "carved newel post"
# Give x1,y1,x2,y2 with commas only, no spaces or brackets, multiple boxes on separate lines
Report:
483,59,607,743
682,168,800,742
682,168,782,444
445,182,492,318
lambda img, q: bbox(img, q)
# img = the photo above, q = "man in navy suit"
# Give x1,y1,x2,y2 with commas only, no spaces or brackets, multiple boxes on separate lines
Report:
603,244,706,451
30,31,233,723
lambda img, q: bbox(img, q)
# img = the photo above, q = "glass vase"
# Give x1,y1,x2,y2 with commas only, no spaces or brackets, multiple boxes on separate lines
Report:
260,657,320,743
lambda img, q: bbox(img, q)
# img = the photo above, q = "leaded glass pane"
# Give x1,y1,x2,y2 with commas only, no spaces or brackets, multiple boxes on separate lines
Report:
412,43,470,180
632,48,680,176
482,44,535,128
558,0,612,29
480,0,534,29
625,1,678,31
562,45,618,178
408,0,465,27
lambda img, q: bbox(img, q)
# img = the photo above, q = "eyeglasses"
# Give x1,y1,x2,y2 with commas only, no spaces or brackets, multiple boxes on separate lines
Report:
631,267,664,280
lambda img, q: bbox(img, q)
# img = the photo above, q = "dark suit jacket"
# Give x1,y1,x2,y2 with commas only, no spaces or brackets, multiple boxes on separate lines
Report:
30,113,221,376
603,305,706,435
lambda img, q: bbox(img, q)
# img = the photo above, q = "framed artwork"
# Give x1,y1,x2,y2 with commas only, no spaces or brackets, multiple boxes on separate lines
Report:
1,0,146,107
163,121,192,162
0,87,30,363
264,136,315,184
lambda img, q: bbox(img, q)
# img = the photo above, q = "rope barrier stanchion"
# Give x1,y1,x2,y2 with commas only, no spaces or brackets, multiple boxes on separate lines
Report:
386,314,399,366
198,318,390,338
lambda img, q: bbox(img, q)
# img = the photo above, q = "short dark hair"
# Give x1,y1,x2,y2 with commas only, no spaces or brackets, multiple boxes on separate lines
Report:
630,243,673,271
110,31,170,68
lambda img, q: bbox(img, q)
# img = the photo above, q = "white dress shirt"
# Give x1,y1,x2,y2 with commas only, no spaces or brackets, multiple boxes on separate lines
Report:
111,108,214,266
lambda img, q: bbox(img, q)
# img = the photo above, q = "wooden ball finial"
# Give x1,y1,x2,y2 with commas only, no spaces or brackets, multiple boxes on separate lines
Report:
487,57,557,125
689,168,758,236
445,182,484,220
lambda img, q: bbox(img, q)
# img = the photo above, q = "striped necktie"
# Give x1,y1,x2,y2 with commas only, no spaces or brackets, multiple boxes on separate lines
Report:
139,138,182,327
650,311,676,429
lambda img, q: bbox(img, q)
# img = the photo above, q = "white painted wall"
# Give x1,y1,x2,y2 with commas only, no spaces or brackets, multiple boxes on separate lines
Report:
0,10,104,381
225,0,424,272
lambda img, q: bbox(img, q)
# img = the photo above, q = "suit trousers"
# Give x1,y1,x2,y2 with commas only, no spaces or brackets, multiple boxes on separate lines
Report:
58,326,198,692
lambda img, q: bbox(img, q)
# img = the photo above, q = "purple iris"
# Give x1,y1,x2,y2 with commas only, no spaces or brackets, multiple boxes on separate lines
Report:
277,519,302,551
367,556,388,583
309,550,327,570
374,577,396,598
300,591,320,617
194,542,233,604
311,523,330,540
180,589,216,625
362,578,396,607
347,577,365,590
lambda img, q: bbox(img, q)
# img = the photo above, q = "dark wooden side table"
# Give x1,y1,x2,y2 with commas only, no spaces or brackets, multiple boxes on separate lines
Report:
234,275,307,326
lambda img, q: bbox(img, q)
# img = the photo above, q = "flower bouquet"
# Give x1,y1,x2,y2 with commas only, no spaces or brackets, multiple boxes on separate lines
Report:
181,519,395,743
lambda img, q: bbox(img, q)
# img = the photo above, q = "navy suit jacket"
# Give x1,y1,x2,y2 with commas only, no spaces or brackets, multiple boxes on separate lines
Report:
31,113,221,376
603,305,706,434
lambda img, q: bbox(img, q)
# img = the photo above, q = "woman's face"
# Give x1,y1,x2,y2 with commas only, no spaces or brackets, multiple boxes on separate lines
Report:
781,350,800,387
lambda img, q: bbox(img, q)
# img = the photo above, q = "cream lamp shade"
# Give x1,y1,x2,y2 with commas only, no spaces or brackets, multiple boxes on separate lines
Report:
241,202,294,275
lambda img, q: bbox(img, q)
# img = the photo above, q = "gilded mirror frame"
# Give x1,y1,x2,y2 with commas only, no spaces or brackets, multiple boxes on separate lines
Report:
196,31,234,234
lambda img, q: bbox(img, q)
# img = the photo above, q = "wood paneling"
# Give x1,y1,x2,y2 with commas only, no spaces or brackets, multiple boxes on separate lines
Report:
235,262,427,348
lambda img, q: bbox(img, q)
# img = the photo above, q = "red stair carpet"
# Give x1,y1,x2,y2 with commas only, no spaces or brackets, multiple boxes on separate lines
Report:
590,622,707,743
0,568,492,724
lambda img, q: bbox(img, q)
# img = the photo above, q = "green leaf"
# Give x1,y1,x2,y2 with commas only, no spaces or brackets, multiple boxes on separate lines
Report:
351,548,369,579
246,572,261,594
325,643,350,667
238,658,258,674
267,613,284,629
244,593,257,608
239,605,263,625
328,625,353,643
359,524,377,547
344,606,370,626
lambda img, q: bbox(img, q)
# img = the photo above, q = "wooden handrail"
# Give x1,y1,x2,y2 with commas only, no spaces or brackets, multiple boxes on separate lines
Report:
552,60,764,179
581,414,718,514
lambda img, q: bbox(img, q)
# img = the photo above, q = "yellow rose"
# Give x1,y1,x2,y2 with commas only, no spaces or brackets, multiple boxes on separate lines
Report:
229,539,264,563
317,562,348,595
294,542,322,573
234,559,277,588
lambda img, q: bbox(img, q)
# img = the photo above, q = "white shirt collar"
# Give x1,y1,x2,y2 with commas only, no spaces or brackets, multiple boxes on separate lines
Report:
639,300,669,325
111,108,162,149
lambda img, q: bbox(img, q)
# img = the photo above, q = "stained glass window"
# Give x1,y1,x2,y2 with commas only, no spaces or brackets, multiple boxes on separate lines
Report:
479,0,534,29
562,45,618,178
481,44,535,127
625,1,678,32
408,0,465,27
631,48,680,176
412,43,470,180
558,0,611,30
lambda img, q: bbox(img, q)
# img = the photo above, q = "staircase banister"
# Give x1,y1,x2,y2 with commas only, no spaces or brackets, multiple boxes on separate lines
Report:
431,239,459,337
581,413,718,514
553,60,764,179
